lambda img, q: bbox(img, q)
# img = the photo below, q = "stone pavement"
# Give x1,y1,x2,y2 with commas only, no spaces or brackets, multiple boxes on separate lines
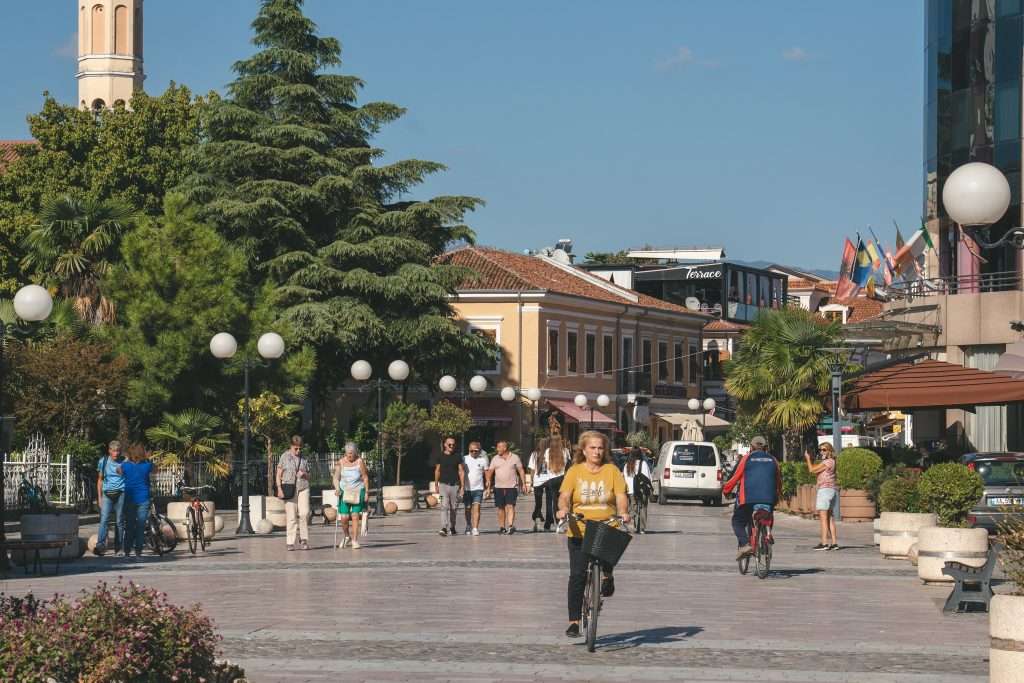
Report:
1,500,992,682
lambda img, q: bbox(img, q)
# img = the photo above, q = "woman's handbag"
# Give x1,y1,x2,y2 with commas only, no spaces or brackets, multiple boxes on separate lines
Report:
342,487,361,505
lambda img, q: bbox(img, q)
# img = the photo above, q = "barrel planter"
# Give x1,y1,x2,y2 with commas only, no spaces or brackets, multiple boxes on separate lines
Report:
916,526,989,583
872,518,881,546
384,501,398,514
321,489,339,510
166,501,216,541
795,485,813,514
12,512,80,564
990,594,1024,683
214,515,225,533
266,495,287,529
879,512,937,559
838,489,875,522
382,484,415,512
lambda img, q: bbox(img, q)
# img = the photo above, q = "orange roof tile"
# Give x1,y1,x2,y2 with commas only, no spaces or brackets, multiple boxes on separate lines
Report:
442,246,707,317
788,277,833,292
0,140,35,172
846,296,884,324
703,319,749,333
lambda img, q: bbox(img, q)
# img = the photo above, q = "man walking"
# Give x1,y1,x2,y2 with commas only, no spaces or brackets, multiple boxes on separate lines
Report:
435,436,464,536
462,441,488,536
94,441,126,556
276,435,310,551
485,441,527,534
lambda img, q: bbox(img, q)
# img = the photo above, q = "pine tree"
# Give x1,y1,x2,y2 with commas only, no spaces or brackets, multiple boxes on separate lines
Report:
181,0,494,426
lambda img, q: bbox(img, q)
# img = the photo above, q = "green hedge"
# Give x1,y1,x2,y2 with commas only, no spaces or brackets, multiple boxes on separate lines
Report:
878,473,922,513
836,448,883,490
918,463,984,527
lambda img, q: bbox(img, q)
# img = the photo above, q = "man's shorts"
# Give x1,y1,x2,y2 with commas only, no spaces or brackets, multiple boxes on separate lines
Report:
463,489,484,506
816,487,839,513
494,487,518,508
337,489,366,515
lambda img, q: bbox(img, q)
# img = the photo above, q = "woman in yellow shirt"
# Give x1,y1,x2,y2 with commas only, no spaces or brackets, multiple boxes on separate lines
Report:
556,430,629,638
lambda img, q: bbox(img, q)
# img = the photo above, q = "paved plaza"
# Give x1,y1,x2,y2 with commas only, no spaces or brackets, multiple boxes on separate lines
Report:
2,500,993,683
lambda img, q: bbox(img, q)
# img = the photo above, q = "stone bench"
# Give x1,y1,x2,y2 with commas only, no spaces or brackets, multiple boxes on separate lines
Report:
3,538,72,576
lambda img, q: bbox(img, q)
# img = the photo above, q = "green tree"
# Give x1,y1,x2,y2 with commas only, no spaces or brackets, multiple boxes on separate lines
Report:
146,409,232,480
239,391,301,495
583,250,630,264
0,86,209,295
22,196,139,324
426,400,472,441
724,307,852,460
180,0,494,433
382,400,428,485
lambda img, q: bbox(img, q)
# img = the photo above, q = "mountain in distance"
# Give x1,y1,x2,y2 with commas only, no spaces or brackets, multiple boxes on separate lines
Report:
734,259,839,281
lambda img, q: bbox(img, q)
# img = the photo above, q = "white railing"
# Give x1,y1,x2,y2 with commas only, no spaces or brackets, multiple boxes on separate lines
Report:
2,454,72,508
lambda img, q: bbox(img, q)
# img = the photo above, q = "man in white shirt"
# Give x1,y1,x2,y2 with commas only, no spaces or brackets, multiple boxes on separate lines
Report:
462,441,488,536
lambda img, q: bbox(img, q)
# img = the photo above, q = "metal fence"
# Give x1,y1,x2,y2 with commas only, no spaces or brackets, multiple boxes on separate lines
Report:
888,270,1022,300
2,454,73,508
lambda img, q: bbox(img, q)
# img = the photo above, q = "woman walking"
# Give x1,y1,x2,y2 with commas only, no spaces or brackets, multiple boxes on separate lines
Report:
333,442,370,549
528,435,568,532
623,447,652,533
556,431,629,638
805,442,839,550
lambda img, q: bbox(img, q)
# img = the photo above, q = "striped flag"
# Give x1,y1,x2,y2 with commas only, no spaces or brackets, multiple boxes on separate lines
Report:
851,239,872,287
834,238,858,301
866,240,882,270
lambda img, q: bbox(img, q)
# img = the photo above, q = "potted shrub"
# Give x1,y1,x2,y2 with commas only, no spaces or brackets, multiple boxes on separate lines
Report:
836,447,883,521
794,461,817,514
991,511,1024,680
877,470,936,559
915,463,987,583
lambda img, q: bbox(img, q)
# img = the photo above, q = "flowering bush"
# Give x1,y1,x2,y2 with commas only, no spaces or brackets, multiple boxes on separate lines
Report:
0,580,244,682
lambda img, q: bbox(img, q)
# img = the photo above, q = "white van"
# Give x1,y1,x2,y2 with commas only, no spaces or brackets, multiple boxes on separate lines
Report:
654,441,725,506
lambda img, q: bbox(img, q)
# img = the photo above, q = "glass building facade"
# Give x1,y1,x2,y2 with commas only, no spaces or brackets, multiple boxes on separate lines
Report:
925,0,1023,277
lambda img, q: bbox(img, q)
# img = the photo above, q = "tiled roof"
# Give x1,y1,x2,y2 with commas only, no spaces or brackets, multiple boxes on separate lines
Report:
788,277,833,292
846,296,884,324
442,246,706,316
0,140,35,172
703,319,749,333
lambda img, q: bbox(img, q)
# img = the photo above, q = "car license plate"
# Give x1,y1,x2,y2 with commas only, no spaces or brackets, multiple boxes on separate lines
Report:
988,497,1024,506
675,471,694,478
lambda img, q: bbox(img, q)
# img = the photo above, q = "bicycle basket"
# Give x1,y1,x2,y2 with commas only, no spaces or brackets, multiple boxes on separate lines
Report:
581,520,632,567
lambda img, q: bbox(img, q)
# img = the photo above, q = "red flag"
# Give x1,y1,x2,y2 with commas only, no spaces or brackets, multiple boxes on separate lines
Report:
834,238,859,302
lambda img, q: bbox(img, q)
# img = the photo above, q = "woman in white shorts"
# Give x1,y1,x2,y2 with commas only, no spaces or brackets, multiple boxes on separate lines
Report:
805,443,839,550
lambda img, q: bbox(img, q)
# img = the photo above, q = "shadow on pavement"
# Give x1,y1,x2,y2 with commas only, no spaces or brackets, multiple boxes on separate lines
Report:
594,625,704,651
763,567,825,579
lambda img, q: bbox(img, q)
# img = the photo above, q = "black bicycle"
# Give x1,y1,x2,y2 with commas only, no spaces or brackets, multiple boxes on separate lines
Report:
16,464,50,513
559,513,632,652
144,502,177,556
175,481,214,554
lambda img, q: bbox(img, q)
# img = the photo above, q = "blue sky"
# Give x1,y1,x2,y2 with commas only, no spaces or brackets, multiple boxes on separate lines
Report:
1,1,923,270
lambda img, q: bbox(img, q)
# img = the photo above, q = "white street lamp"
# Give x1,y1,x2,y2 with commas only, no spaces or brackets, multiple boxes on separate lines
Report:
687,397,700,412
525,388,542,402
469,375,488,393
351,359,411,517
438,374,457,393
13,285,53,322
257,332,285,359
574,394,588,408
943,162,1011,226
351,360,372,382
388,360,410,382
210,332,238,360
703,397,716,412
500,386,517,402
596,394,610,408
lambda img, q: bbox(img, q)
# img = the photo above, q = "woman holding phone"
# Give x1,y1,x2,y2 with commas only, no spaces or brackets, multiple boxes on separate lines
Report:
805,443,839,550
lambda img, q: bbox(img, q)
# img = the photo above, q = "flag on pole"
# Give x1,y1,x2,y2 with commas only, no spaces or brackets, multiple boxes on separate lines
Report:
866,275,876,298
866,240,882,270
893,220,906,251
893,228,928,277
834,238,858,302
851,239,872,287
920,219,935,251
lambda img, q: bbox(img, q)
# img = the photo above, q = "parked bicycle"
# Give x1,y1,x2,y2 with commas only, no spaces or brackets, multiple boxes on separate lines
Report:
17,464,50,513
558,512,632,652
174,480,215,554
143,502,177,556
737,506,774,579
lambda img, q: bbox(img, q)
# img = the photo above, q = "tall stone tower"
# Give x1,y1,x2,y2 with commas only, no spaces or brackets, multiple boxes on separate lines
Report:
77,1,145,110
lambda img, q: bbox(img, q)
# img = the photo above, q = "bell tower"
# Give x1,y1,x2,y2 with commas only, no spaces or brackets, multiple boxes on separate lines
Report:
77,1,145,110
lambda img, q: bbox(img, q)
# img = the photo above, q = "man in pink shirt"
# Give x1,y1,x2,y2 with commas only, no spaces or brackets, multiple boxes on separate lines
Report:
485,441,527,534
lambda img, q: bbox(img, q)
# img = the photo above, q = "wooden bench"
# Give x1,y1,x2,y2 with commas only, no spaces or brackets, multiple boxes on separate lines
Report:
941,543,999,613
2,539,72,577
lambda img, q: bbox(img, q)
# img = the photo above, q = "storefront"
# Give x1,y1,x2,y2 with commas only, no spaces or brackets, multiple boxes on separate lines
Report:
631,263,787,323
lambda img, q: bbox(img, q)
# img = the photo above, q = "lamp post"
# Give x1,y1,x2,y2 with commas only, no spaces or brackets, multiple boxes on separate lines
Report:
351,359,410,517
1,285,53,569
210,331,285,535
942,162,1024,249
439,374,486,455
688,397,717,435
501,387,544,449
574,393,610,430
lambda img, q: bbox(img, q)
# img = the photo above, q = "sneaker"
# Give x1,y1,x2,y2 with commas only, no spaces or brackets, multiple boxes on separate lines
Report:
93,545,106,557
735,545,753,561
438,528,449,537
565,623,581,638
351,540,361,549
498,527,507,535
286,544,295,551
828,544,840,551
812,543,829,551
543,525,552,532
532,521,540,533
135,549,142,558
601,575,615,597
471,528,479,536
339,537,351,549
300,541,310,551
465,528,472,535
508,526,516,535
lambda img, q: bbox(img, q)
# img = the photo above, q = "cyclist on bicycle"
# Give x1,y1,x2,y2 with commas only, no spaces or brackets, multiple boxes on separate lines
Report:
722,435,781,561
556,430,630,639
623,447,652,533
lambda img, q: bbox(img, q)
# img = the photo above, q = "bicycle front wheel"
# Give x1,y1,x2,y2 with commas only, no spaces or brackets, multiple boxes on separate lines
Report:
755,526,771,579
197,508,207,552
186,507,199,554
584,560,602,652
147,515,164,556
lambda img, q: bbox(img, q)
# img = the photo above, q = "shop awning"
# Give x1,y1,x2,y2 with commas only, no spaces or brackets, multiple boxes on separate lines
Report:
654,412,731,429
994,341,1024,378
548,398,616,425
846,359,1024,411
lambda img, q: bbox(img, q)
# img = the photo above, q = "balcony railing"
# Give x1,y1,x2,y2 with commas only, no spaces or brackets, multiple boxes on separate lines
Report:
888,270,1021,300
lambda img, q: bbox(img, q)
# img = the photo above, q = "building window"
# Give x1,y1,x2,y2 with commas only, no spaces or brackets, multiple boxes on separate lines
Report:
689,343,699,385
622,336,633,381
567,330,578,373
114,5,129,54
658,341,669,381
92,4,106,53
469,326,500,374
585,332,596,374
642,339,652,375
674,342,683,383
548,327,559,373
602,334,613,375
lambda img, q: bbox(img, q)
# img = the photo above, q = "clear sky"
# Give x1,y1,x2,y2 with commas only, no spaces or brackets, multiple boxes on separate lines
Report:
1,1,923,271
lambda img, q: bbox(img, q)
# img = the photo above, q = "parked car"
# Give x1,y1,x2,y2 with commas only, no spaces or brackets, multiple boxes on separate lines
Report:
960,452,1024,533
654,441,725,506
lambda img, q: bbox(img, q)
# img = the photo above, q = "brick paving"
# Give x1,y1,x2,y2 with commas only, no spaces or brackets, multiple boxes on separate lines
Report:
1,500,992,682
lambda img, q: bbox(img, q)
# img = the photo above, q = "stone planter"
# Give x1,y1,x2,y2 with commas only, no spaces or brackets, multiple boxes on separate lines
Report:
908,542,919,566
237,495,274,530
879,512,937,559
873,517,880,546
797,484,816,514
321,489,338,510
166,501,216,541
990,594,1024,683
265,495,287,529
13,512,80,564
916,526,989,583
838,489,875,522
382,484,414,512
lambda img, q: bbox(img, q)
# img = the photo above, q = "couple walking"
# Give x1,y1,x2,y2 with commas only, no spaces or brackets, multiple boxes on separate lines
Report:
528,435,569,532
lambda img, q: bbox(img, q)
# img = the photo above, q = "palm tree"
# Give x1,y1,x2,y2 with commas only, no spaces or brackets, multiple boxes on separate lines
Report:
22,196,139,325
146,409,232,480
724,307,851,459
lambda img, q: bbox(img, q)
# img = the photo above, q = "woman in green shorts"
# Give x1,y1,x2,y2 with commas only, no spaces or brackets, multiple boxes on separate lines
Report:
333,443,370,549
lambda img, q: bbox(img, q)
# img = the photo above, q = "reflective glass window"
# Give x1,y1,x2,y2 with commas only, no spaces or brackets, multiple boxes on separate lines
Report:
585,333,596,374
548,328,559,373
758,276,769,308
602,334,613,374
995,80,1021,141
969,85,994,151
952,29,970,88
567,331,578,373
969,21,995,85
998,0,1023,17
674,342,683,383
658,341,668,381
642,338,652,373
951,89,971,152
994,140,1021,171
746,272,756,305
995,16,1022,81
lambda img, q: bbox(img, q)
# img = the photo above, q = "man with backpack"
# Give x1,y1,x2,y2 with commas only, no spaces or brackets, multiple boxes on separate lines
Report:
95,440,126,556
